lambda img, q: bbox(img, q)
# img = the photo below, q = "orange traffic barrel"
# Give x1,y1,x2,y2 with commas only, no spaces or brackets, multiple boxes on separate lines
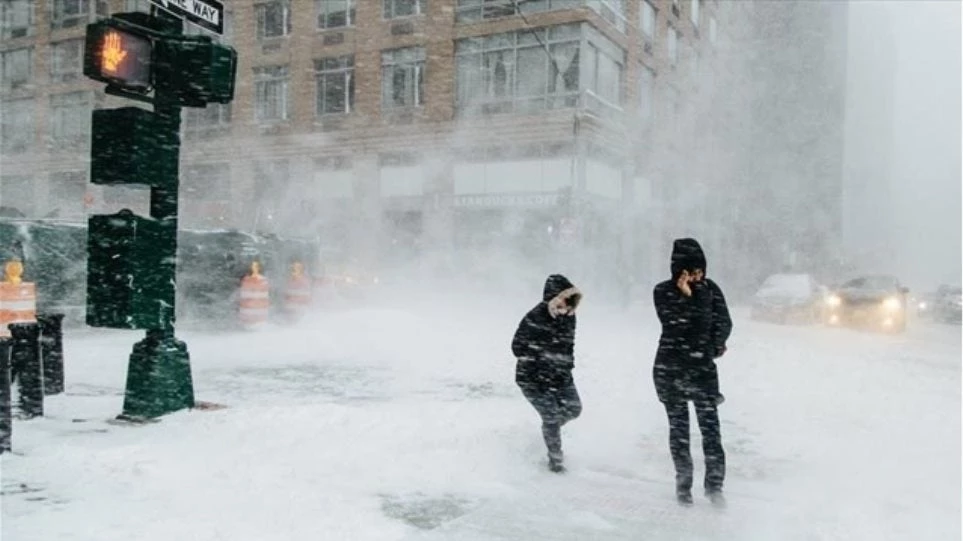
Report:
284,262,311,317
239,262,270,328
0,259,36,338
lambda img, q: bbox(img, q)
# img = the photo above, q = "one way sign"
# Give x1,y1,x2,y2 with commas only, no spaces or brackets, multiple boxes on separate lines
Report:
150,0,224,35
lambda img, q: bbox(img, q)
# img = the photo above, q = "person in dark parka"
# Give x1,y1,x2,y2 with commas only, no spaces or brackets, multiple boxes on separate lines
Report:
653,238,733,505
512,274,583,473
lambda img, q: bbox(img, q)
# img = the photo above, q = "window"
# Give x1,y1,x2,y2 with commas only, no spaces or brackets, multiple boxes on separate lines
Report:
667,26,678,65
1,47,31,90
384,0,424,18
50,39,84,83
317,0,354,29
709,16,717,44
123,0,151,12
456,24,580,115
640,0,655,40
315,56,354,115
589,0,627,33
1,0,33,39
455,0,579,23
1,99,33,152
584,43,622,106
254,66,289,122
690,0,699,27
49,92,91,144
382,47,425,109
183,103,232,132
256,1,291,39
50,0,105,29
639,65,655,124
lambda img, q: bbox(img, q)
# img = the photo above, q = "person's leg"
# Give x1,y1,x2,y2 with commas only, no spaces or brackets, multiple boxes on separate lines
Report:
693,399,726,496
663,401,694,502
520,383,564,467
556,378,583,426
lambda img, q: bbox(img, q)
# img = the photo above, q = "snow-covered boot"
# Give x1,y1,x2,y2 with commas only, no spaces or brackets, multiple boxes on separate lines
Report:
547,451,565,473
705,488,726,507
676,474,693,505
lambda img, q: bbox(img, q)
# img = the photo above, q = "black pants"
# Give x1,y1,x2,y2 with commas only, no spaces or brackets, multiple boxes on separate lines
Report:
519,379,582,456
663,400,725,493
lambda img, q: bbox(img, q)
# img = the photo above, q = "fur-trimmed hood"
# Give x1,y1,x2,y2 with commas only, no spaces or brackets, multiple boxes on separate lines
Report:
543,274,582,318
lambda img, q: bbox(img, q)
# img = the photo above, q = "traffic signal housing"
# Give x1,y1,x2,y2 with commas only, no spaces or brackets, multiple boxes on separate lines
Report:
154,36,238,106
86,210,175,330
90,107,179,188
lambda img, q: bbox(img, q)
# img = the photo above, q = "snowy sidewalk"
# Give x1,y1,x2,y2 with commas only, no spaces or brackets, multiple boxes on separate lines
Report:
2,304,960,541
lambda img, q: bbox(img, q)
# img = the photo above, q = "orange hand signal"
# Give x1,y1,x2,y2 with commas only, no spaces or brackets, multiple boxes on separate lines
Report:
102,31,128,74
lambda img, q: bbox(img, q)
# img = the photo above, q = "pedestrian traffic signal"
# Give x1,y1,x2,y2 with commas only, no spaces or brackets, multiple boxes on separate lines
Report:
83,13,237,106
84,18,153,93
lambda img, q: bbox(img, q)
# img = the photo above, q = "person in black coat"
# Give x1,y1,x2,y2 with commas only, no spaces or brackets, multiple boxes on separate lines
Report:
512,274,583,473
652,238,733,505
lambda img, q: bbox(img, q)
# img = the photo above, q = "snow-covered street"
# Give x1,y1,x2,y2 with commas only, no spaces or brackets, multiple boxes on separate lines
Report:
2,294,960,541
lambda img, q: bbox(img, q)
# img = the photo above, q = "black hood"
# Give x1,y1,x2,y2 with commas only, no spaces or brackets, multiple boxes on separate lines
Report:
670,238,707,278
543,274,575,302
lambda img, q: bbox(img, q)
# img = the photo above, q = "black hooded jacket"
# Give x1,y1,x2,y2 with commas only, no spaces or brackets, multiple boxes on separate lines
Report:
653,239,733,403
512,274,582,388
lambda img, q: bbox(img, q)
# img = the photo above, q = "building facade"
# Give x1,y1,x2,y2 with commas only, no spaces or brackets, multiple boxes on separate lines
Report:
0,0,845,295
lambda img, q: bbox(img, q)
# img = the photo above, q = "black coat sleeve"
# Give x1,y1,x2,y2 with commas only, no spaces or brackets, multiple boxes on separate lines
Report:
653,281,714,350
708,280,733,357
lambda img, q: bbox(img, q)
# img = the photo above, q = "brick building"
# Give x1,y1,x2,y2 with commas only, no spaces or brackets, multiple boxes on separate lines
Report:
1,0,843,293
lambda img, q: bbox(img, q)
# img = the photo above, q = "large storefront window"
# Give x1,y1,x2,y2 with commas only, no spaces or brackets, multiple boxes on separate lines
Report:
456,24,581,116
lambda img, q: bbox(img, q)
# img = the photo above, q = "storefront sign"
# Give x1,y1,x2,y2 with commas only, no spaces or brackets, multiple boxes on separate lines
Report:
452,193,560,208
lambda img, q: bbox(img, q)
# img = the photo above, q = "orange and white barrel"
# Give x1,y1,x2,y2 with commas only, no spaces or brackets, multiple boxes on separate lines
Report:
238,274,270,328
284,273,312,317
0,281,37,338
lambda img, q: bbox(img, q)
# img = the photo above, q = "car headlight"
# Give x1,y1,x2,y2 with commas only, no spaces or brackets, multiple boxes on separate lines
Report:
883,297,902,311
826,295,842,308
918,301,928,310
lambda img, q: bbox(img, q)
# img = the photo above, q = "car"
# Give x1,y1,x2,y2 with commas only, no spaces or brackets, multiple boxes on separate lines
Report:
928,285,962,324
750,273,826,324
915,291,938,319
825,275,909,333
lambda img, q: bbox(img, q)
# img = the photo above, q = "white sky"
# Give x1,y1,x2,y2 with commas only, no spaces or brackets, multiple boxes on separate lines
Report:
858,0,962,289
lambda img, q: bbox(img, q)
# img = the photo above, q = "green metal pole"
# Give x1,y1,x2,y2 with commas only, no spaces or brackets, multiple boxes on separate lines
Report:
119,11,195,420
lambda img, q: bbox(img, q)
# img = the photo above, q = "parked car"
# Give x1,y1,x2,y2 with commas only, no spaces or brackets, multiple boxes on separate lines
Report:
927,285,962,324
751,273,826,324
825,275,909,333
915,291,938,319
